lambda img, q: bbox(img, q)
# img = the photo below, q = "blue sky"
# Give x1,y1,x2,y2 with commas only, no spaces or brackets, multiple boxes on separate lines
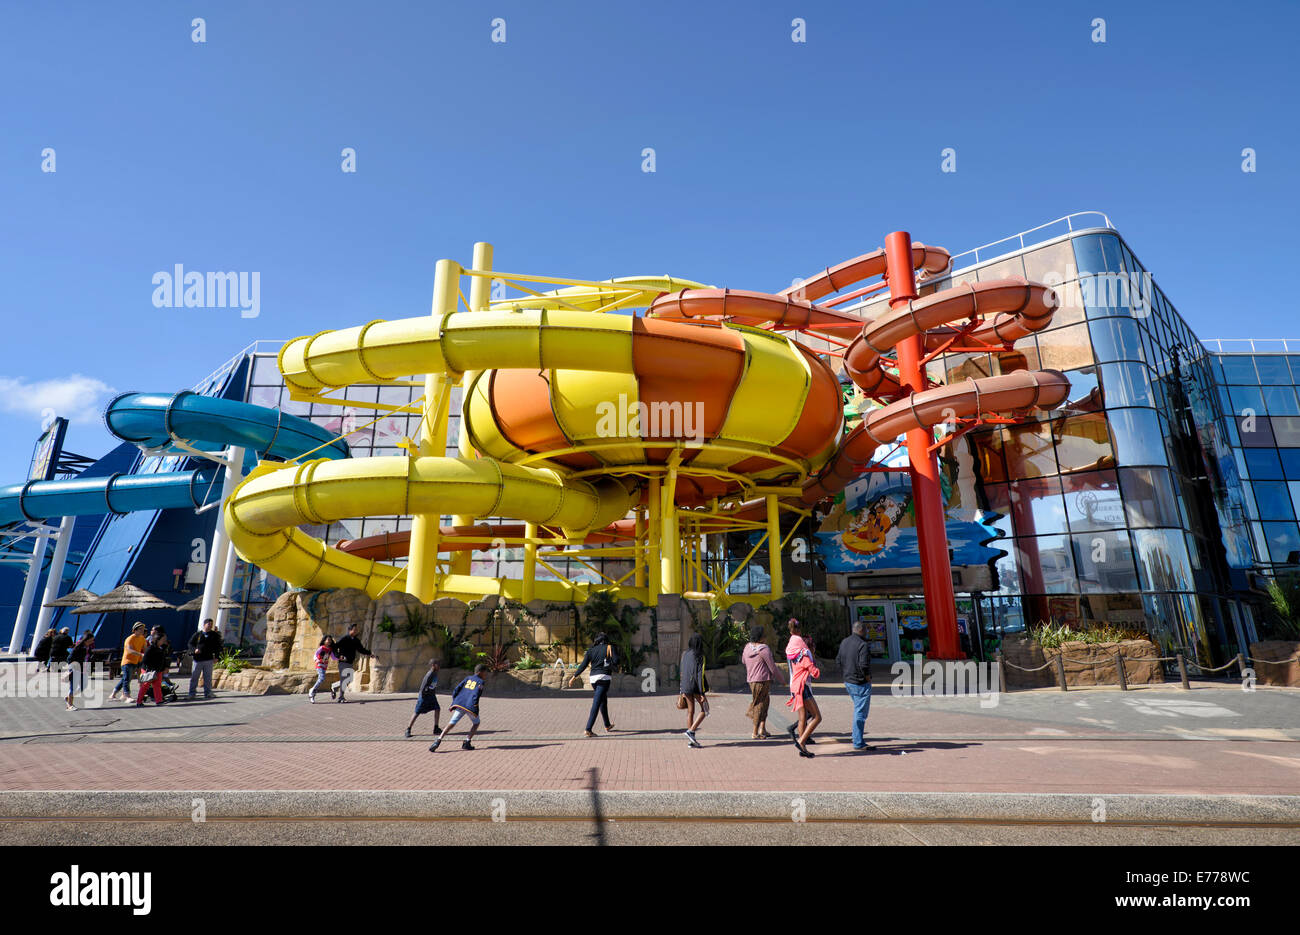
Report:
1,0,1296,484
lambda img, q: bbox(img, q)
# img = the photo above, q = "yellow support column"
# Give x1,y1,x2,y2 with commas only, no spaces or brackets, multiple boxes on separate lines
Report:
451,242,493,576
647,480,661,602
522,521,538,603
408,258,461,602
634,508,646,589
660,462,681,594
765,493,783,600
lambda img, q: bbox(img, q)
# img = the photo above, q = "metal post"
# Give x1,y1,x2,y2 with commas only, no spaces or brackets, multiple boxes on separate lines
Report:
885,231,961,660
7,526,50,652
1176,653,1190,690
522,522,538,604
765,494,783,600
409,258,461,601
1115,648,1128,691
213,539,239,637
1236,652,1247,682
452,242,493,576
996,649,1008,694
1054,653,1068,691
200,445,246,634
34,515,75,637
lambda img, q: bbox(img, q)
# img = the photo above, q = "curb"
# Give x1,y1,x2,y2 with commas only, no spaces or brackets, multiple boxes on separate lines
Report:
2,790,1298,824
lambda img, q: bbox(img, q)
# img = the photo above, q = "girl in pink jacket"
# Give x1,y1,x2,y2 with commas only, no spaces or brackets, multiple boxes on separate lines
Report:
784,619,822,758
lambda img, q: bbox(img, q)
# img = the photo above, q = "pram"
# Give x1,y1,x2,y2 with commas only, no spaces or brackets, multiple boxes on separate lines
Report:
159,675,179,704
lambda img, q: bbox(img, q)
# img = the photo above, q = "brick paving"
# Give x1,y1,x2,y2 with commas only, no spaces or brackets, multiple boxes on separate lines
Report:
2,671,1298,795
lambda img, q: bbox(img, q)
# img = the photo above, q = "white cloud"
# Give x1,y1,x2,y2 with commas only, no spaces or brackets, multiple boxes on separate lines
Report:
0,374,117,424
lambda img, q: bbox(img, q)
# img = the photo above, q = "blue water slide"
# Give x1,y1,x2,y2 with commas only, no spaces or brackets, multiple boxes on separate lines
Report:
0,391,349,527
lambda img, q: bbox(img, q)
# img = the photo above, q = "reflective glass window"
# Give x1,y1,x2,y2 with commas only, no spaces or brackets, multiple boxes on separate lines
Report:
1119,467,1181,527
1278,449,1300,479
1253,481,1296,520
1236,414,1276,448
1244,447,1284,480
1228,385,1267,418
1289,356,1300,383
1062,470,1125,531
1132,528,1195,591
1008,476,1068,534
1072,233,1124,276
1057,367,1101,416
1089,317,1146,363
1037,323,1094,370
1053,411,1115,472
1263,385,1300,416
1044,279,1086,328
1289,481,1300,517
1023,241,1076,284
1254,355,1292,386
252,356,283,385
980,482,1015,537
1106,408,1169,466
1099,361,1153,407
971,429,1009,484
1262,522,1300,563
1015,535,1078,593
977,255,1025,281
1270,416,1300,447
1072,530,1140,593
1004,423,1060,478
1219,356,1259,383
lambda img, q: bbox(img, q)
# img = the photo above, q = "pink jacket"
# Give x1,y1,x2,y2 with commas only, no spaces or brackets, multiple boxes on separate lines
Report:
784,636,820,711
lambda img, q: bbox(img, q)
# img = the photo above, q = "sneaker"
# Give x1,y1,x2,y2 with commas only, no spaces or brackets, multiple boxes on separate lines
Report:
799,747,815,758
308,692,316,704
109,691,120,701
404,728,411,738
853,743,877,751
204,694,215,700
65,702,76,711
187,694,196,701
135,702,143,708
336,694,346,704
461,741,474,751
685,730,701,748
584,730,596,738
329,685,337,700
428,738,441,752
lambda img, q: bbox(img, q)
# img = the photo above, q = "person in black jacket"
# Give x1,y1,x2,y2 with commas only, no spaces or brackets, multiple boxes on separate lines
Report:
568,632,619,737
836,621,875,751
50,628,73,669
405,658,441,738
187,618,224,701
135,630,170,706
330,623,376,703
64,632,94,710
33,629,55,670
678,633,709,748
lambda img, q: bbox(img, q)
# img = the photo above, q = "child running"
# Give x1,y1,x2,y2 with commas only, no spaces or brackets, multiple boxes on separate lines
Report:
428,663,487,753
308,636,337,703
405,658,441,738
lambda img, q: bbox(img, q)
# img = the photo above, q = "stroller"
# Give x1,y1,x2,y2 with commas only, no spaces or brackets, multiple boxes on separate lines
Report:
159,676,179,704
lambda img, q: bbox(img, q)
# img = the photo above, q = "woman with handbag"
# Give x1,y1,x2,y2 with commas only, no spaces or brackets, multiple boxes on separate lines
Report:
64,632,95,710
568,632,619,737
135,629,170,706
678,633,709,748
742,624,786,740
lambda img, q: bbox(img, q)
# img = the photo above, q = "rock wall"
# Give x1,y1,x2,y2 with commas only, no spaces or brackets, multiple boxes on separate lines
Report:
1249,641,1300,686
1002,638,1163,688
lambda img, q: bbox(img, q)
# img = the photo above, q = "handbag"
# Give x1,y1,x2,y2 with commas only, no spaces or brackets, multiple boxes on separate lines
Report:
675,693,688,710
138,670,158,683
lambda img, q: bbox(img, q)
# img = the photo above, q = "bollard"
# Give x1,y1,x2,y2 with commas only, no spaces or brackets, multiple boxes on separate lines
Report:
1237,652,1247,682
1176,653,1189,691
1115,648,1128,691
1055,654,1068,691
996,650,1008,694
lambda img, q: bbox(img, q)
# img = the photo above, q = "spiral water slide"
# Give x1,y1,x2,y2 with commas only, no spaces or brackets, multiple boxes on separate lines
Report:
0,392,347,528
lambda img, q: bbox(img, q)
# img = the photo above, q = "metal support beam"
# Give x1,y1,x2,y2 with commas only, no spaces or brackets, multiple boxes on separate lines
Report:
8,526,50,652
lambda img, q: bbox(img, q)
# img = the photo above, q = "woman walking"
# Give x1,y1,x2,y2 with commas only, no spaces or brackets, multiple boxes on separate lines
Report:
568,632,619,737
33,628,55,671
309,635,337,703
110,622,147,702
65,632,95,710
678,633,709,748
784,618,822,758
742,624,786,739
135,629,170,706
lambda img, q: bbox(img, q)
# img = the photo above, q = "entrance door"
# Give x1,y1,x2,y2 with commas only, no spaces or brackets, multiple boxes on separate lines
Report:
850,600,899,661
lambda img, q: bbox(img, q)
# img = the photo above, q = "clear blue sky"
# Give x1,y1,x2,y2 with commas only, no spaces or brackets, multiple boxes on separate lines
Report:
1,0,1296,484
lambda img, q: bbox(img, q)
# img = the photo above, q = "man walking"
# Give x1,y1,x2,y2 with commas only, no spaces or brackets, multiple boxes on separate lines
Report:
188,619,223,700
331,622,376,703
836,621,874,751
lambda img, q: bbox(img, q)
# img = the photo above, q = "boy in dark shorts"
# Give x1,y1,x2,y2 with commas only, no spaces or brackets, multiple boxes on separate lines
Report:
429,664,487,752
406,658,441,738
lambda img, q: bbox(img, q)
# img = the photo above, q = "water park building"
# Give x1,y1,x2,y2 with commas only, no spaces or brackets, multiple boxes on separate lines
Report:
1,213,1291,670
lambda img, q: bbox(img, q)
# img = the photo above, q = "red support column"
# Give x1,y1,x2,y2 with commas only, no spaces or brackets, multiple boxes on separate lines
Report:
884,231,963,660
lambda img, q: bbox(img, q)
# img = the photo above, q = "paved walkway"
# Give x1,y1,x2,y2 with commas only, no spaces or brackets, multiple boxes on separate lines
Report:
2,672,1298,798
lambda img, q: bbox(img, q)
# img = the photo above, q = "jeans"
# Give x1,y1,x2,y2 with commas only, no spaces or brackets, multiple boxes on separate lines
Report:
189,660,215,697
332,665,355,697
310,667,328,696
585,679,612,731
113,663,138,696
845,681,872,747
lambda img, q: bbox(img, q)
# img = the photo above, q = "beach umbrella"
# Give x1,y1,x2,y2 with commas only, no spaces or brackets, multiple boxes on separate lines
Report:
72,582,176,644
175,594,241,612
43,588,100,608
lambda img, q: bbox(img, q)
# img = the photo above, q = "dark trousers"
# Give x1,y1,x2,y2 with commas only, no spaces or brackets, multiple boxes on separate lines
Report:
585,679,612,731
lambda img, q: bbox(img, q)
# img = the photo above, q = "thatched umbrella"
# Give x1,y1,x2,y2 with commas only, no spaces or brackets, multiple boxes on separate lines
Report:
43,588,100,608
72,582,175,645
175,594,241,613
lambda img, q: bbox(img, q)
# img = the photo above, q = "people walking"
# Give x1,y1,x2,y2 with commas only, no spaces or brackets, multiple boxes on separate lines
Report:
837,620,875,751
50,628,73,669
429,664,487,752
406,658,441,737
568,632,619,737
330,623,375,703
65,632,95,710
135,629,170,706
309,636,337,703
784,619,822,758
678,633,709,748
33,628,55,671
742,624,786,740
187,618,224,700
110,622,147,702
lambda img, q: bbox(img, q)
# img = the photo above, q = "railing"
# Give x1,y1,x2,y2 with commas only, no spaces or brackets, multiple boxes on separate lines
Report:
190,339,288,393
1200,338,1300,354
943,210,1114,272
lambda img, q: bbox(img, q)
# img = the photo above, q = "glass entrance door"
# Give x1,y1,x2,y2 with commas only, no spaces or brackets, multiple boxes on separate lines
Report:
850,600,898,661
